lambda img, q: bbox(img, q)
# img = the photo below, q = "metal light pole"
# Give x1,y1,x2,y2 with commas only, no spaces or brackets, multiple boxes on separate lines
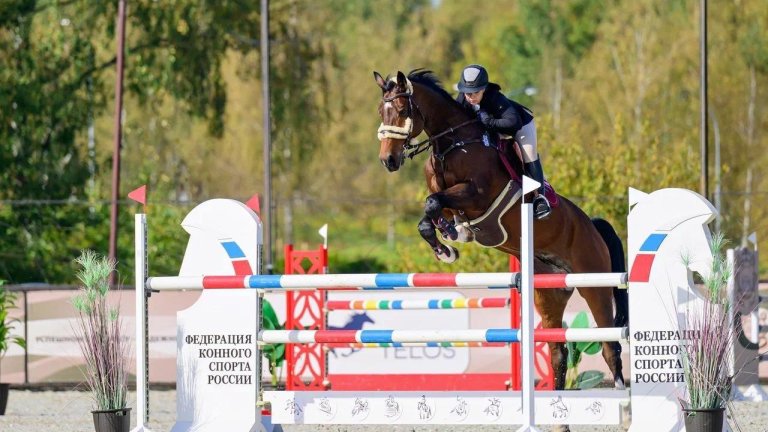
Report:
700,0,709,199
261,0,273,273
109,0,127,284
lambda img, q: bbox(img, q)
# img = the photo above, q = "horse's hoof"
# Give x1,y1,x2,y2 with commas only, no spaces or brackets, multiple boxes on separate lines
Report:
614,377,626,390
435,245,459,263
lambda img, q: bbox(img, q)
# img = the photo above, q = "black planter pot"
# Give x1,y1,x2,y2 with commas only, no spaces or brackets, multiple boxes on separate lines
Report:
92,407,131,432
682,407,725,432
0,383,9,415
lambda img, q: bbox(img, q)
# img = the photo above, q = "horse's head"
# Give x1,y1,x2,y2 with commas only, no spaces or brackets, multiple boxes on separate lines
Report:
374,70,425,171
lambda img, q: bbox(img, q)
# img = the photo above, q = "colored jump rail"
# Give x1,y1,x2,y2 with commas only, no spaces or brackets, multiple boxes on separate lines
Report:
258,327,628,344
146,272,627,290
326,297,509,310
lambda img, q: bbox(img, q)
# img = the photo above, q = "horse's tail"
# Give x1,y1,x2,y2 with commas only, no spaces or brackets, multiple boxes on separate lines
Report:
591,218,629,328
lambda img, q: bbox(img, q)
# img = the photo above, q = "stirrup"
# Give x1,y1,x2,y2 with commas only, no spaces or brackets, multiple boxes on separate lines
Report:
533,195,551,220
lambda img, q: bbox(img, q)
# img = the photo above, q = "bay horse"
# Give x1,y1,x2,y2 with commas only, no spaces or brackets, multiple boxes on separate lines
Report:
374,70,628,397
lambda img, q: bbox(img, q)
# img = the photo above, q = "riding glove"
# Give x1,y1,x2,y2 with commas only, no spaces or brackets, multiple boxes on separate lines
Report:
478,110,492,126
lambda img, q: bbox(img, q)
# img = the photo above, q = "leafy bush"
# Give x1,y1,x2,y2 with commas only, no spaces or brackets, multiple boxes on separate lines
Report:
261,300,285,386
563,311,605,390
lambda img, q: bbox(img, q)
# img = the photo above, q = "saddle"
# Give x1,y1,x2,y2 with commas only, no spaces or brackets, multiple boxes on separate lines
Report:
465,180,522,247
458,141,559,248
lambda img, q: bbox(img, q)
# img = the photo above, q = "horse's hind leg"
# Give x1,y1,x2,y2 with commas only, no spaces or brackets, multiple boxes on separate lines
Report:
534,287,572,390
417,215,458,263
579,287,626,389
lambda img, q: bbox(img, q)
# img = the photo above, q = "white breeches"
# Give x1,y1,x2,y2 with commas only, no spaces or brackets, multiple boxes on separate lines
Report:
515,120,538,162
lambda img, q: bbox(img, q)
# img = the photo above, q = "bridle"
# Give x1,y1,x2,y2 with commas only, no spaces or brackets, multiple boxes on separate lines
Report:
378,80,487,161
377,90,418,148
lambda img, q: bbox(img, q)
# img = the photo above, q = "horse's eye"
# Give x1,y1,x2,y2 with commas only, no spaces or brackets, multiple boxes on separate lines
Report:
398,108,408,117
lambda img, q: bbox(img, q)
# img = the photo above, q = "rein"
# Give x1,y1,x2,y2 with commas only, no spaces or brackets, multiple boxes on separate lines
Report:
404,118,482,160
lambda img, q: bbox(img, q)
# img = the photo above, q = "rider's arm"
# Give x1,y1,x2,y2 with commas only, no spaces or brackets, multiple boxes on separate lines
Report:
478,103,523,136
477,91,524,134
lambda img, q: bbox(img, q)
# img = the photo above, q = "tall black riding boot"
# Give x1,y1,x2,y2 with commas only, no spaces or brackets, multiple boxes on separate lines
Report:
524,159,552,220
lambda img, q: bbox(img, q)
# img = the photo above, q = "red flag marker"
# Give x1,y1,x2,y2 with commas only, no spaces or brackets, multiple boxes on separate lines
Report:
128,185,147,213
128,185,147,204
246,193,260,214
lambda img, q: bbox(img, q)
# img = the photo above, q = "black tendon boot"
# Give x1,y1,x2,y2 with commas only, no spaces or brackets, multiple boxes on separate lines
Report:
524,159,552,220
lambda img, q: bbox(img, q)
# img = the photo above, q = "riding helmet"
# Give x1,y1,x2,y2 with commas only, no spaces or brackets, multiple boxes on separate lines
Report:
457,64,489,93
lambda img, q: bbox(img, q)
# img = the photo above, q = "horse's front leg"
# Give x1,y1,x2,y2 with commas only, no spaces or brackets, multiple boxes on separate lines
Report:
418,215,459,263
421,182,482,262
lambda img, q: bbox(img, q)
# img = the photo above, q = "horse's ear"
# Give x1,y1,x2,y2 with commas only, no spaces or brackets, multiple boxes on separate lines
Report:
396,71,407,89
373,71,387,91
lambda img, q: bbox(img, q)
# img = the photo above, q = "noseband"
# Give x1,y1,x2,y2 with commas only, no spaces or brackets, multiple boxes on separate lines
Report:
378,80,484,160
377,90,417,145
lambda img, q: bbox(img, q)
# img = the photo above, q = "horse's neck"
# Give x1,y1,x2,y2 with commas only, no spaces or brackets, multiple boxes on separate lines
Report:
414,88,477,140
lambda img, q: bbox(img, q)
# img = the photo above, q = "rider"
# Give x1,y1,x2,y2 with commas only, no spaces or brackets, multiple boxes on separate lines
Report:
455,64,551,220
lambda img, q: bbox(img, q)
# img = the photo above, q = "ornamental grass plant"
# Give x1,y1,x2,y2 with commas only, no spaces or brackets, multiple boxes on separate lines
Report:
72,250,129,411
679,234,734,412
0,280,26,369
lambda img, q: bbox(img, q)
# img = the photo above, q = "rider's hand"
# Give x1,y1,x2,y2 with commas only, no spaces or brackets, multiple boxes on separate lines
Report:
478,110,492,126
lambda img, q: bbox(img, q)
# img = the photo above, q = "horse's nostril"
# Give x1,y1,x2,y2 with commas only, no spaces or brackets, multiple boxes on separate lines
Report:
380,155,399,171
387,155,397,168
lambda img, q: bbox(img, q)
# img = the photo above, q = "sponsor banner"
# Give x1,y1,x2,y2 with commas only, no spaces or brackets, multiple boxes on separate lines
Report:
326,291,470,374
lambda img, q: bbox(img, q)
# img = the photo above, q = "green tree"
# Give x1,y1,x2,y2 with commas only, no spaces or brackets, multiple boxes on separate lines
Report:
0,0,264,281
499,0,610,134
